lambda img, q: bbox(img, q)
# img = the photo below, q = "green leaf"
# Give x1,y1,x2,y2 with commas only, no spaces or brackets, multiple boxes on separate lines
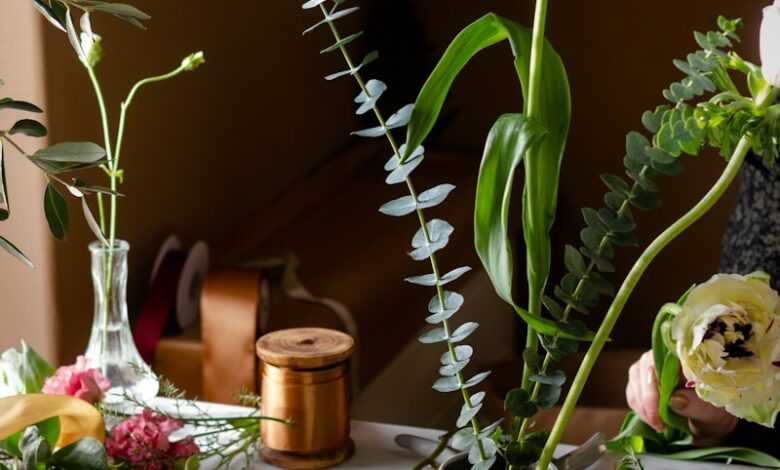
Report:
32,142,105,163
535,383,562,409
0,140,9,221
505,387,538,418
530,369,566,387
662,447,780,467
564,245,586,276
19,341,55,393
32,0,67,31
9,119,47,138
44,183,69,240
474,114,591,340
601,174,631,196
0,236,33,268
50,438,109,470
652,303,687,432
0,98,43,113
21,427,50,470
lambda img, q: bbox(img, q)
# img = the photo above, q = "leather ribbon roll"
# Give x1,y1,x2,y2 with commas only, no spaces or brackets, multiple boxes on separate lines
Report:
133,237,209,364
200,255,359,405
201,268,267,404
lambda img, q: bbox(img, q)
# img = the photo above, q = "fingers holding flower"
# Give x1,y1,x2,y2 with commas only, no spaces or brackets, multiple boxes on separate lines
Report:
672,272,780,427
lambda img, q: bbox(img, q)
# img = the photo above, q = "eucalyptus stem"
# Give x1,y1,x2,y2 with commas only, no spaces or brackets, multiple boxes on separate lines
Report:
535,86,779,470
318,3,488,462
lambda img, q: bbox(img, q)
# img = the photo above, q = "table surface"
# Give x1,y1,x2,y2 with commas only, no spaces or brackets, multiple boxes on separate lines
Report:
152,398,768,470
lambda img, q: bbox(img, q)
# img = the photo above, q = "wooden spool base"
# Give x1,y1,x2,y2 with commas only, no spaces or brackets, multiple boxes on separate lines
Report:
259,439,355,469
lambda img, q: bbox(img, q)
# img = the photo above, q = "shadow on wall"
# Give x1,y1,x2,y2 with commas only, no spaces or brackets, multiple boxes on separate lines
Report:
35,0,763,365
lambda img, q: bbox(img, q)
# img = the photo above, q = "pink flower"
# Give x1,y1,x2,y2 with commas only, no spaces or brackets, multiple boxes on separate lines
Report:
41,356,110,404
106,409,199,469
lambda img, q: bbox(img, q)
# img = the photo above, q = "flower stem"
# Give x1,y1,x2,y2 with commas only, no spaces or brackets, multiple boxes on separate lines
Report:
535,86,779,470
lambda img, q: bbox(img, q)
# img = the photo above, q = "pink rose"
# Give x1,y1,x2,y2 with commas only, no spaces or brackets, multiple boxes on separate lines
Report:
41,356,110,404
106,409,199,469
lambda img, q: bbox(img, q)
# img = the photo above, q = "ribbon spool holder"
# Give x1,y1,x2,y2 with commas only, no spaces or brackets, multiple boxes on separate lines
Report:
257,328,355,469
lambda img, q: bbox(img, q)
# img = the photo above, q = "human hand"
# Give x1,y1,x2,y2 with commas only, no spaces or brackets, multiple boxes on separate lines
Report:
625,350,738,446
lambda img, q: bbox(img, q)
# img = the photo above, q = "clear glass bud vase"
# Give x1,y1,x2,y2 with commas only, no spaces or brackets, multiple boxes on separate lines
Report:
84,240,159,404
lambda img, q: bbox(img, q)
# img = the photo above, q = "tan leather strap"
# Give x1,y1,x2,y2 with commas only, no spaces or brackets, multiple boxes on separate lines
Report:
201,268,265,404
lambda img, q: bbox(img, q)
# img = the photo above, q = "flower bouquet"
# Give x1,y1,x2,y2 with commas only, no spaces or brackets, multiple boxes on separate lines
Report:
301,0,780,468
0,342,289,469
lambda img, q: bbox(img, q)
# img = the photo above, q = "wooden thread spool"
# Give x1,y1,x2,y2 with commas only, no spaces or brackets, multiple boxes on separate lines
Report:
257,328,355,469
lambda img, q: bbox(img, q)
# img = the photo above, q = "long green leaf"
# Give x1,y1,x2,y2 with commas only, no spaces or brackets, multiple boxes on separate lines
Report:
652,303,687,431
404,12,571,325
43,183,68,240
475,114,590,341
661,447,780,467
0,236,32,268
0,140,9,220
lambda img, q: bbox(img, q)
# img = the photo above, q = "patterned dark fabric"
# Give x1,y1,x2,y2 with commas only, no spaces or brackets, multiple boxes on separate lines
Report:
720,154,780,453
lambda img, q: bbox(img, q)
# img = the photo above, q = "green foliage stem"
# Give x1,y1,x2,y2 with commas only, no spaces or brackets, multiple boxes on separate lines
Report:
314,3,490,463
536,85,780,470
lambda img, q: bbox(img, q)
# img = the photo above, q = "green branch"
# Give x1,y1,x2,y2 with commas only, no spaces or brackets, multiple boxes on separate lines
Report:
535,85,779,470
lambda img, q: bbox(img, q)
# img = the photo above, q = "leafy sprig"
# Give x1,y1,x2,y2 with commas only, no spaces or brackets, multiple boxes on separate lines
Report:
524,19,752,439
302,1,499,468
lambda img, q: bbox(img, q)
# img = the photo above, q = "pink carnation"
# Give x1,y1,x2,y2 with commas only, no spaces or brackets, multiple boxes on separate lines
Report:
106,409,199,469
42,356,110,404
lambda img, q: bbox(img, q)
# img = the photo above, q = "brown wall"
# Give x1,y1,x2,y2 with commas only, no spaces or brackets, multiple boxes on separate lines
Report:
42,1,365,362
6,0,764,365
405,0,761,349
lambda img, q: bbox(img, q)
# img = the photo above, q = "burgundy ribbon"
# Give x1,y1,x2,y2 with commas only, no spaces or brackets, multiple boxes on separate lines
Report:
133,250,187,364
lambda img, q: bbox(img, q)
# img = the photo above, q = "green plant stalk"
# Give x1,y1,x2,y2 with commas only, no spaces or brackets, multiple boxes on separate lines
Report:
516,184,638,442
535,86,779,470
85,61,189,358
521,0,550,396
317,4,488,462
86,65,116,356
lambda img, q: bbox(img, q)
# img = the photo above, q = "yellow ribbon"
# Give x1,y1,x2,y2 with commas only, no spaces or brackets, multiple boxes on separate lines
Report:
0,394,105,448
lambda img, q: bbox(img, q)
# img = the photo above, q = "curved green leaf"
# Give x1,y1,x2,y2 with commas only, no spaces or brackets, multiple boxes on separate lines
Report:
405,12,572,327
9,119,47,138
0,236,32,268
475,114,591,341
661,447,780,467
652,303,687,431
43,183,68,240
0,140,9,221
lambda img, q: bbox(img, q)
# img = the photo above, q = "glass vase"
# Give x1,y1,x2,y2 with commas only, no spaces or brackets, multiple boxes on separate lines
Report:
84,240,159,405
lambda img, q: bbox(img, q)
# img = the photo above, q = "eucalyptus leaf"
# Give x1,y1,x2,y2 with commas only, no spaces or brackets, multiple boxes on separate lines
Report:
303,7,359,35
456,402,483,427
43,183,68,240
530,370,566,387
432,375,460,393
385,144,424,171
451,428,476,451
385,104,414,128
321,31,363,54
379,195,416,217
439,358,470,377
412,218,452,248
385,153,423,185
405,266,471,287
301,0,328,9
505,388,537,418
441,344,473,365
417,183,455,209
427,291,464,324
463,371,490,389
9,119,47,138
449,322,479,343
355,79,387,115
535,383,562,409
419,327,447,344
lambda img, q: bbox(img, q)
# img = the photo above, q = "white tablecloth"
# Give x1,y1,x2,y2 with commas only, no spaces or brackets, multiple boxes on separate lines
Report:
151,398,768,470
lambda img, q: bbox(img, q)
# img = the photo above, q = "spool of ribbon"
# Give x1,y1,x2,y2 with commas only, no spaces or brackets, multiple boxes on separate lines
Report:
200,255,359,404
133,236,210,364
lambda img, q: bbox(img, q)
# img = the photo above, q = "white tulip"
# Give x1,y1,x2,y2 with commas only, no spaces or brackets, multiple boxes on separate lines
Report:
762,0,780,87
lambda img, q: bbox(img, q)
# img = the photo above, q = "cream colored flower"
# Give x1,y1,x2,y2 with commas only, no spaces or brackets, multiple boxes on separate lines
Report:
672,272,780,427
762,1,780,87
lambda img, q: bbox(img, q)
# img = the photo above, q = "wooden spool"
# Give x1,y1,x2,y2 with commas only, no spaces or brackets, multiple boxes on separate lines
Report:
257,328,355,469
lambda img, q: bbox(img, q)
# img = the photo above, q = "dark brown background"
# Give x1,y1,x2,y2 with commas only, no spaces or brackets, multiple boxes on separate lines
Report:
39,1,762,378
